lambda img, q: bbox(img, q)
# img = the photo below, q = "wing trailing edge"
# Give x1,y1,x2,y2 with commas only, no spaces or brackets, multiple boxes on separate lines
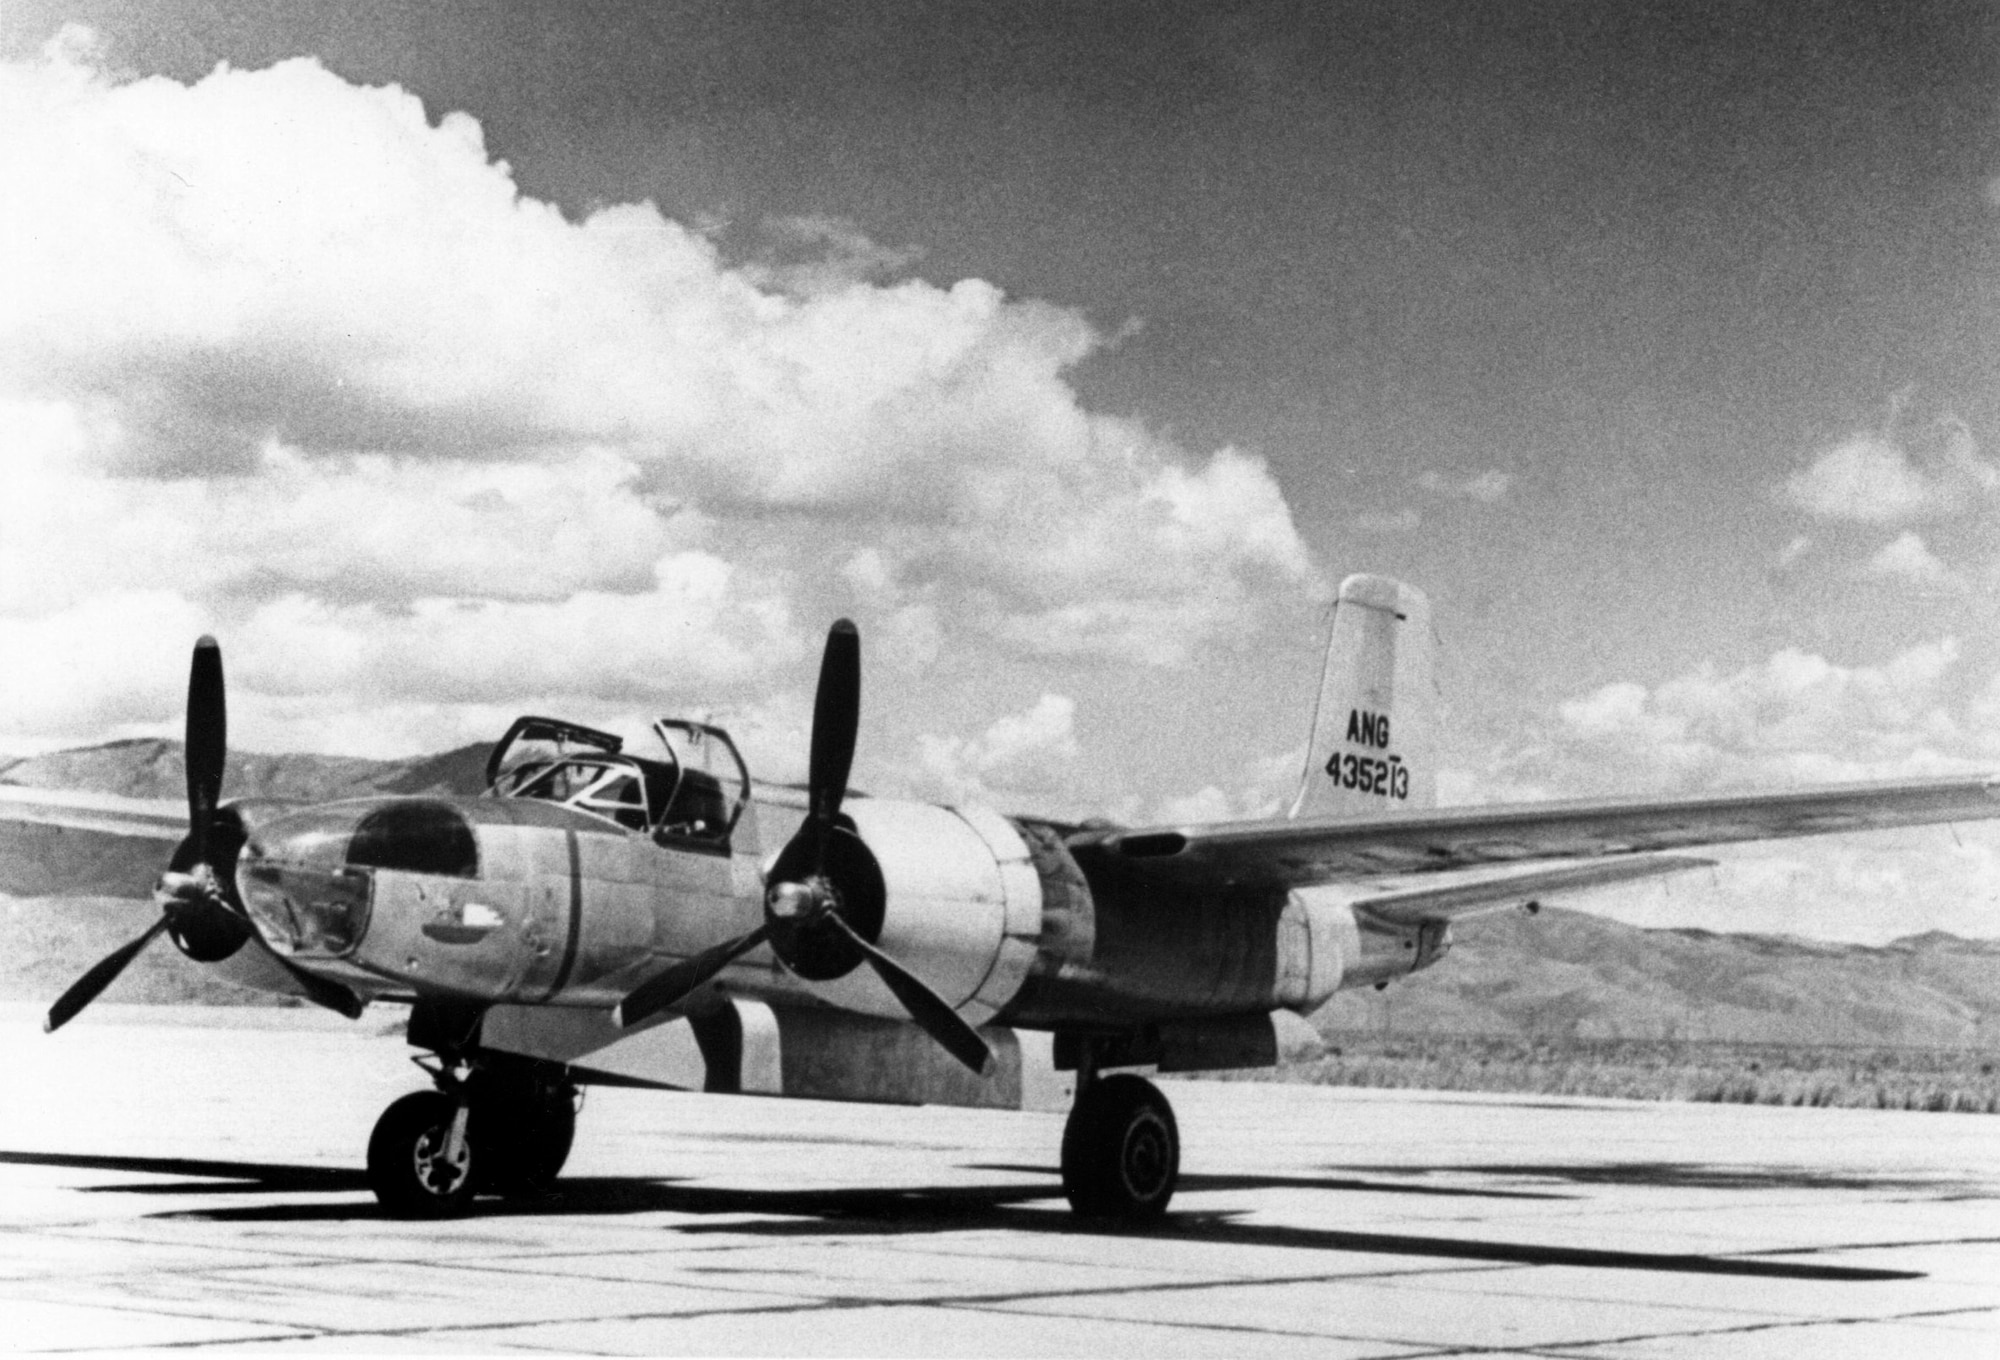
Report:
1346,853,1714,926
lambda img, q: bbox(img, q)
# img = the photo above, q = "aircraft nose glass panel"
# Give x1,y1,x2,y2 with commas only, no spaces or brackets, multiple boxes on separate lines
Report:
236,805,374,958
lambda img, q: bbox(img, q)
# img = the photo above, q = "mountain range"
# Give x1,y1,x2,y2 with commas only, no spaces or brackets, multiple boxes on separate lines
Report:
0,737,492,802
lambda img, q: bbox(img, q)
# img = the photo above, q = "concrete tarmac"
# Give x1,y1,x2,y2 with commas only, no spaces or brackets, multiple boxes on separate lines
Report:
1,1004,1996,1357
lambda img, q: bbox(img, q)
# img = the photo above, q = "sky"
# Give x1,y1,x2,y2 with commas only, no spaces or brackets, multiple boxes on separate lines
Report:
2,2,1999,941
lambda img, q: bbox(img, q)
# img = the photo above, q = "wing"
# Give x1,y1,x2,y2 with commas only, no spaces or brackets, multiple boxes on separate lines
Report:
0,786,188,840
1066,774,2000,893
0,786,185,898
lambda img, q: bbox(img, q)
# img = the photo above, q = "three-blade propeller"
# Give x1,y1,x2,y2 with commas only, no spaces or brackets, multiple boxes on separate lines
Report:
46,639,231,1033
43,639,363,1033
615,621,992,1074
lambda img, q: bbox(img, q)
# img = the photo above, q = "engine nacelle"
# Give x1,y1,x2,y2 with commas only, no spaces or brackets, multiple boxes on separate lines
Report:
1276,884,1452,1008
797,798,1043,1026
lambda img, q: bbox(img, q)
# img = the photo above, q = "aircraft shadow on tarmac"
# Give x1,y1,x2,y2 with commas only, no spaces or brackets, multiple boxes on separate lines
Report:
1340,1161,1992,1195
0,1148,1922,1283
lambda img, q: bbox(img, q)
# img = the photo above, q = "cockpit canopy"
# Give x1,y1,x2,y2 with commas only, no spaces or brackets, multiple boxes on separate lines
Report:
485,715,749,849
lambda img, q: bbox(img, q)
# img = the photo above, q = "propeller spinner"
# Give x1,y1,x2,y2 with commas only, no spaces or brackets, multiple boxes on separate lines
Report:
615,621,993,1074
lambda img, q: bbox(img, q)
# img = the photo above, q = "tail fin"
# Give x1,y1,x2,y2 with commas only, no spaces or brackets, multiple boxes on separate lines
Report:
1289,574,1435,819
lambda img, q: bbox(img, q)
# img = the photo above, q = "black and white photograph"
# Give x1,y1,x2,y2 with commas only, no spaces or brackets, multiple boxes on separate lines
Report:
1,2,1997,1354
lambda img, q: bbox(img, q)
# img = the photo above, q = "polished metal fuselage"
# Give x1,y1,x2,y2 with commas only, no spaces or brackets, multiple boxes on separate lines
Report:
231,786,1429,1033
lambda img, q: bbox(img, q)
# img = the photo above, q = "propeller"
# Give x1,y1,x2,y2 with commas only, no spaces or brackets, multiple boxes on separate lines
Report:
616,622,992,1074
45,638,238,1032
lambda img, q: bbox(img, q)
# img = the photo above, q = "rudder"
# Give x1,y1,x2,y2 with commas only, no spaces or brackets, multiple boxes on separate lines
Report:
1289,574,1435,819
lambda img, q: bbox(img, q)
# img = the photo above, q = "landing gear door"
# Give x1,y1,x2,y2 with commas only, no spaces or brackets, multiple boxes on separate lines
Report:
651,721,751,853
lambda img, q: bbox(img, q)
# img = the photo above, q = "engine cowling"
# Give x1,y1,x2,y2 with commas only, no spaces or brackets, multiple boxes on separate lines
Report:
790,799,1042,1027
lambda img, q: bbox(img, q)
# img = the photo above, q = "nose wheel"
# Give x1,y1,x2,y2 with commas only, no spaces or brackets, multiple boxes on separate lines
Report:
1060,1073,1180,1221
367,1091,475,1217
366,1060,580,1216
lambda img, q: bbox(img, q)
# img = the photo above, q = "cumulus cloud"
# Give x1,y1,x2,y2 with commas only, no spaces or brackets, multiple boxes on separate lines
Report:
909,694,1081,806
1493,639,1976,797
1859,531,1963,590
1147,761,1297,825
1423,637,2000,942
0,592,208,737
0,30,1314,752
1780,419,1999,524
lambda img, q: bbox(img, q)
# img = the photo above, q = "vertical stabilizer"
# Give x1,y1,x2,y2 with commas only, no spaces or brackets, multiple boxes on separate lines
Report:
1289,574,1435,819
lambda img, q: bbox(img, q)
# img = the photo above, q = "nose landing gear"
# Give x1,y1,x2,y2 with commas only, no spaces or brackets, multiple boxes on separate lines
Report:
365,1052,579,1217
367,1090,474,1216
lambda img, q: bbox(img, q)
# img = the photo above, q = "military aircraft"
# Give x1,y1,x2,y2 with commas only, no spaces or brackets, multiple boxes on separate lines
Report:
12,574,1999,1219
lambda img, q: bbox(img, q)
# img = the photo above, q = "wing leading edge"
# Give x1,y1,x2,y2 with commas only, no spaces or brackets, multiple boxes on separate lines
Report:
1067,773,2000,892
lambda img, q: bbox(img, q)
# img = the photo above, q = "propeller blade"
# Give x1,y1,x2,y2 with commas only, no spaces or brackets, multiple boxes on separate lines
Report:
45,915,172,1033
273,956,366,1020
822,913,993,1074
185,636,226,865
614,923,773,1030
806,620,860,865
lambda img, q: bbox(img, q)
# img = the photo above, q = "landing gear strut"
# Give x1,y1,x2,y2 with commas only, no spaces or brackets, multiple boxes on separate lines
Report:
1060,1067,1180,1221
365,1051,579,1217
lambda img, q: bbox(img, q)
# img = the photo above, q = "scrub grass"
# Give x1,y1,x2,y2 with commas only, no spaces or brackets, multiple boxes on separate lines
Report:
1209,1033,2000,1113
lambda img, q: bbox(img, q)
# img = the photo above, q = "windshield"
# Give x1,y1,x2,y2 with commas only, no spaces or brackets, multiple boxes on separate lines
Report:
486,714,750,850
498,756,654,831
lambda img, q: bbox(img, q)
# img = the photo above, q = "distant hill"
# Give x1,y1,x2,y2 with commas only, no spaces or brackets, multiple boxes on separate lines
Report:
0,737,492,802
1313,906,2000,1049
3,739,1998,1047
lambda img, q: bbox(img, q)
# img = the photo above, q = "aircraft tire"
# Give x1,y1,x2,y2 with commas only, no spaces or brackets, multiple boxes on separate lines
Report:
367,1091,476,1217
1060,1073,1179,1221
474,1093,576,1196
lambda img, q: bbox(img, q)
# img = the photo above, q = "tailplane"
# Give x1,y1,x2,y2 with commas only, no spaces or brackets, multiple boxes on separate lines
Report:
1289,574,1435,819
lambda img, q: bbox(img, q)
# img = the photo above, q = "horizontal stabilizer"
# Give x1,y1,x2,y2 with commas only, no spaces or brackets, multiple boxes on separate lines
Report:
1353,854,1713,926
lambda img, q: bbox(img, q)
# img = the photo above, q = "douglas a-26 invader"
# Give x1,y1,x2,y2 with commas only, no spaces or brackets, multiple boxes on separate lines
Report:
17,575,2000,1218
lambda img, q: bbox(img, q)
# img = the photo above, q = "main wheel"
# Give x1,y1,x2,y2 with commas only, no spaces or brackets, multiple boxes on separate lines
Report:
1060,1073,1179,1221
473,1091,576,1196
367,1091,476,1217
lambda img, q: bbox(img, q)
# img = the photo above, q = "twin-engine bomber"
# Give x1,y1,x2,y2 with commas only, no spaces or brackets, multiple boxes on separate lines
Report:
19,574,2000,1218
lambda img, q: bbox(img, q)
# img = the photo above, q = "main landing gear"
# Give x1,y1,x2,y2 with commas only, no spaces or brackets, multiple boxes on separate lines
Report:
366,1048,579,1218
1060,1067,1180,1221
